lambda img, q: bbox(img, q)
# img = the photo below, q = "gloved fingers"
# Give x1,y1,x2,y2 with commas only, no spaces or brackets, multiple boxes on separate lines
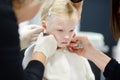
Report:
31,32,44,41
30,32,45,42
30,36,38,42
45,35,57,42
31,33,40,38
35,34,57,47
28,24,40,29
30,27,44,34
29,25,44,34
33,34,57,59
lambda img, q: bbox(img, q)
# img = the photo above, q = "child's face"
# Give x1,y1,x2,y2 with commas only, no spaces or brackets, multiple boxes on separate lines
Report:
45,15,78,48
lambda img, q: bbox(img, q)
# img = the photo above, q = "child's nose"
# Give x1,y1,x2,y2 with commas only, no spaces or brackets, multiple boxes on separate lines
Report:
64,35,70,39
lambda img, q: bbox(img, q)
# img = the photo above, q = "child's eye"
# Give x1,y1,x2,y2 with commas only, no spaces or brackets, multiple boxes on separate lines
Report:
57,29,63,32
70,29,74,32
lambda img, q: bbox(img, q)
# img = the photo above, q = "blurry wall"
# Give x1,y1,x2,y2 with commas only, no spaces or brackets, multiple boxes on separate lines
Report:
81,0,117,56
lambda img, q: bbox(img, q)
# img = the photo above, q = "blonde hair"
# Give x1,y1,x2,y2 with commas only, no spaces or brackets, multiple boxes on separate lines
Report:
40,0,78,21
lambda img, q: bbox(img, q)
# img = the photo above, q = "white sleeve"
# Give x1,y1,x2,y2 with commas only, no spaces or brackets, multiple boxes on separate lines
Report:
22,43,35,69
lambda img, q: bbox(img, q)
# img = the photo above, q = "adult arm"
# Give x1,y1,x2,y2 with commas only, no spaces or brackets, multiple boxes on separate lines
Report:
103,59,120,80
68,35,111,71
0,0,45,80
74,35,120,80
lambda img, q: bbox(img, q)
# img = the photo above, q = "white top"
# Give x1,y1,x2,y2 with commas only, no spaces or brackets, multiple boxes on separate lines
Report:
43,49,95,80
23,44,95,80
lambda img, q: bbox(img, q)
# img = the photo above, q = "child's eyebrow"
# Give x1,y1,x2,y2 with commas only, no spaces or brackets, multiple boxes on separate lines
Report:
55,25,63,28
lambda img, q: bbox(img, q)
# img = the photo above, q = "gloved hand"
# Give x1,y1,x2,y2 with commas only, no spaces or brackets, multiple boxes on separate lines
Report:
19,24,43,50
33,34,57,59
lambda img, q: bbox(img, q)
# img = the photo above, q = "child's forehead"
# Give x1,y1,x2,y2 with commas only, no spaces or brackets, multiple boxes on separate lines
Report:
47,19,77,30
52,17,77,26
47,14,78,24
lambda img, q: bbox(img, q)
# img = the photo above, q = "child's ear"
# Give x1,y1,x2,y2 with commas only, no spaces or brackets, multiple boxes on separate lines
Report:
41,21,47,29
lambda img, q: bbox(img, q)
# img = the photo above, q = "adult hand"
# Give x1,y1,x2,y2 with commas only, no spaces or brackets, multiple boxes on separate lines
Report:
68,35,111,71
19,24,43,50
33,34,57,60
67,35,98,60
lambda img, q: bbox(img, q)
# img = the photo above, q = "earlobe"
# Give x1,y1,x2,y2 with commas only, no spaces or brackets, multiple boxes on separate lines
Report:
41,21,47,29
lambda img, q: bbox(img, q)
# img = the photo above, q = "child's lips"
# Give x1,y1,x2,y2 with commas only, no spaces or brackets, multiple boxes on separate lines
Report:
61,42,68,44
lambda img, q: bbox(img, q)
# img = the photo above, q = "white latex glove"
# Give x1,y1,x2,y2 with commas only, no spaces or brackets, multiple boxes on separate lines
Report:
33,34,57,59
19,24,43,50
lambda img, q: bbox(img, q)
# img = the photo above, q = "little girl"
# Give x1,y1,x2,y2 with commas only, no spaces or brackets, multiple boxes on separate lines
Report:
23,0,95,80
